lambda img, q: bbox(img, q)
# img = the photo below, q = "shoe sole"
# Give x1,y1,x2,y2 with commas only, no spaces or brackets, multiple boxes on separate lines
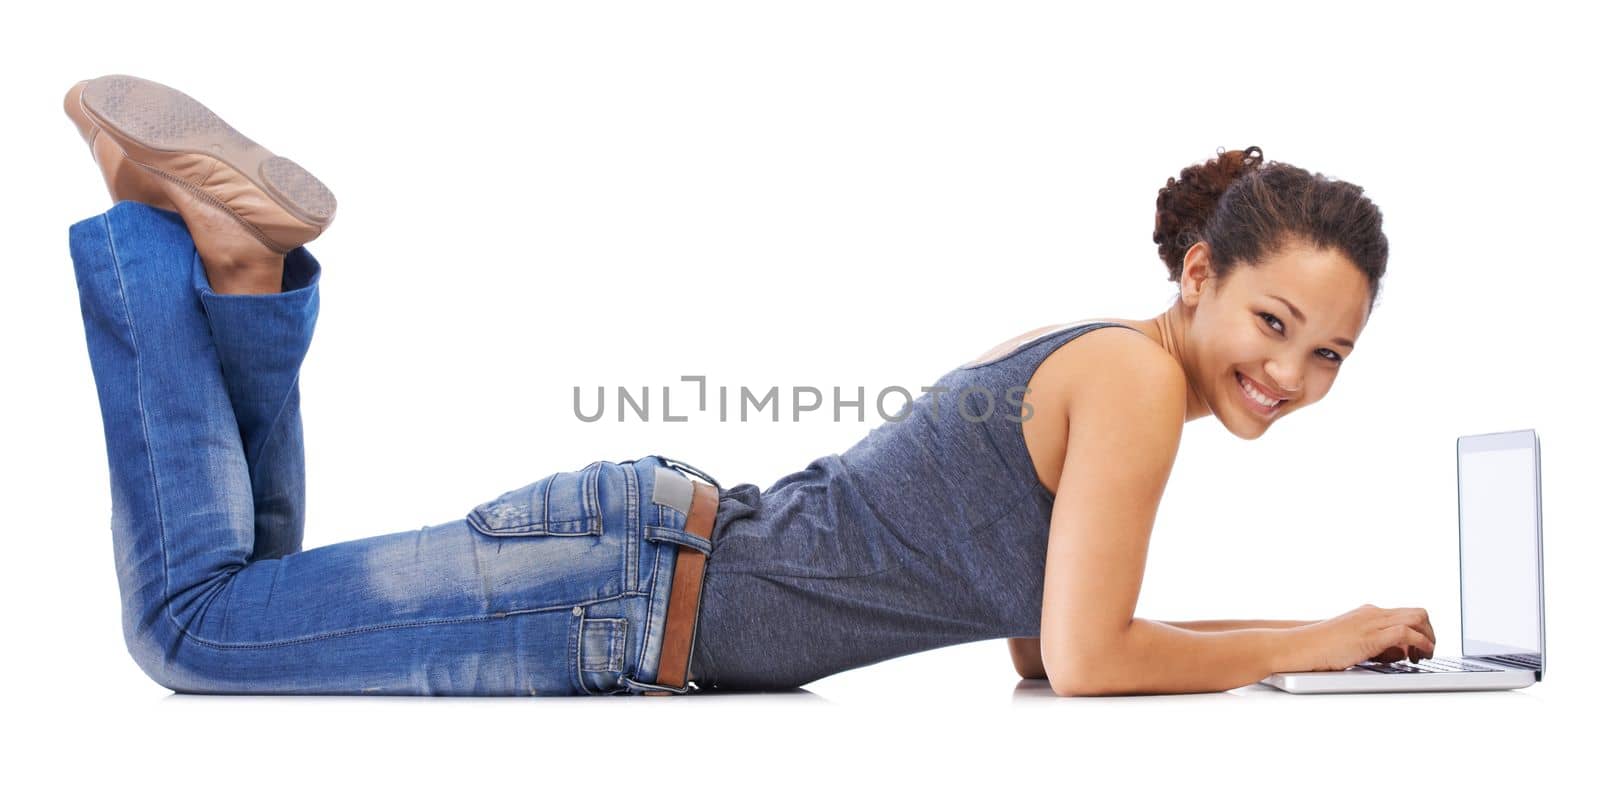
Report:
79,75,336,229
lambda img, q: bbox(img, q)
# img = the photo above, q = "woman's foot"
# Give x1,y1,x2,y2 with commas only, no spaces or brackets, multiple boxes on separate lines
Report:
63,74,337,295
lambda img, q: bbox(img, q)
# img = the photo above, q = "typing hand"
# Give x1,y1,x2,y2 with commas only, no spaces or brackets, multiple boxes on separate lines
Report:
1293,604,1438,672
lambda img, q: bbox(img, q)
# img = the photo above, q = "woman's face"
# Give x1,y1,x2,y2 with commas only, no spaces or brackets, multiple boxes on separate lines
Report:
1180,238,1371,439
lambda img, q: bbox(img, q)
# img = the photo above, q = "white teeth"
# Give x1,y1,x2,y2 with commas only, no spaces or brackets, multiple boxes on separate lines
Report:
1238,373,1282,407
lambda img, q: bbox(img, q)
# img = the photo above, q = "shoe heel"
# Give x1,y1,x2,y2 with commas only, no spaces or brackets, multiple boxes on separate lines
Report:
260,156,337,224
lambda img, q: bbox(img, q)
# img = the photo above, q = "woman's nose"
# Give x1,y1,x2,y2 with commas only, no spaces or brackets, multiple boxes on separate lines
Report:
1264,363,1302,395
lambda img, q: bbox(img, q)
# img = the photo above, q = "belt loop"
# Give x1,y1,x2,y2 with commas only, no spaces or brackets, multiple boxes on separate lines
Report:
658,455,722,491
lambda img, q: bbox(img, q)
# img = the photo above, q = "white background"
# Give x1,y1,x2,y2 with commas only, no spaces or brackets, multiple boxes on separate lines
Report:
3,0,1591,793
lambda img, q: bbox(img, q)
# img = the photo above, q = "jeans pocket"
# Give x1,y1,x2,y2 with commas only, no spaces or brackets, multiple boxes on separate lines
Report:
467,461,604,537
576,614,629,695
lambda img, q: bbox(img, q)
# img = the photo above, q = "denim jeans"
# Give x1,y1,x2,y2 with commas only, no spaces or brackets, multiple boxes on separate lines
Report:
69,200,720,696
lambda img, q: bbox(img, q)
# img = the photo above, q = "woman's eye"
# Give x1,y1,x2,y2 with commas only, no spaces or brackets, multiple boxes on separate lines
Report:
1259,312,1342,364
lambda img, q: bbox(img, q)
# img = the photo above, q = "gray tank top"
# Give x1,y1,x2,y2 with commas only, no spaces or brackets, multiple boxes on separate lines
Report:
689,321,1139,690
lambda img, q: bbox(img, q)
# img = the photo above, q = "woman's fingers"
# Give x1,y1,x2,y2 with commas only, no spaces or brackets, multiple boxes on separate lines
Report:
1376,607,1436,651
1380,624,1435,661
1372,645,1407,663
1395,608,1436,656
1413,609,1436,647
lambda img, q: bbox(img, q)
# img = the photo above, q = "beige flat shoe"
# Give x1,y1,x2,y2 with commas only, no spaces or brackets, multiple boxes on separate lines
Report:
65,74,336,255
63,80,176,213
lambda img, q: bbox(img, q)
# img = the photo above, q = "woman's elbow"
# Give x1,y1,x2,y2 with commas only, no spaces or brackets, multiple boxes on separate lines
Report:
1042,641,1109,696
1049,674,1115,697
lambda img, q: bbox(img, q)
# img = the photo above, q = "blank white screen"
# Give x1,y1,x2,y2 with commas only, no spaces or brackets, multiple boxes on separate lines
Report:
1458,446,1541,656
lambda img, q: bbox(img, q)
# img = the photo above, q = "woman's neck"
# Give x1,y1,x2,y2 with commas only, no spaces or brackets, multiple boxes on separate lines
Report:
1142,304,1212,422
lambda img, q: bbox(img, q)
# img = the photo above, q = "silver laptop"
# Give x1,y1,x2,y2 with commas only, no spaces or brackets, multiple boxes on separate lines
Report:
1261,429,1545,693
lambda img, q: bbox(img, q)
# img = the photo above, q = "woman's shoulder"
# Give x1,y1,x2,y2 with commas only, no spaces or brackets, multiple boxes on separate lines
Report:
1017,318,1181,496
1029,318,1182,408
962,318,1144,369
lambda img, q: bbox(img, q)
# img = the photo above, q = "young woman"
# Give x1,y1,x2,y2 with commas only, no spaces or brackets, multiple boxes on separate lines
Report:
64,74,1435,698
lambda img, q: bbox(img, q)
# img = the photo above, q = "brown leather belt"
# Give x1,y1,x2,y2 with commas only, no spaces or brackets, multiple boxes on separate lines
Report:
644,478,718,695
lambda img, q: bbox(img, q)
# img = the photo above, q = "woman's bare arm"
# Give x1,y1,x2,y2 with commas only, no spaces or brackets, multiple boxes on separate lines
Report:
1008,637,1047,679
1009,620,1313,678
1035,330,1303,695
1155,619,1317,632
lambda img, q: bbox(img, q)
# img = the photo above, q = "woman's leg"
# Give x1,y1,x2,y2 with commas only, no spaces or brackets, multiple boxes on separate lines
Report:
69,200,683,696
196,226,318,561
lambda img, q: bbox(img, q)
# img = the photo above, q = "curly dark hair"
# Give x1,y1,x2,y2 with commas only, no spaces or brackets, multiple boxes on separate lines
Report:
1153,146,1388,311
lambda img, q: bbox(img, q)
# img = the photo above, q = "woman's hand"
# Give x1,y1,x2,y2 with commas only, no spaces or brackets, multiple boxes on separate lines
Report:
1288,604,1437,672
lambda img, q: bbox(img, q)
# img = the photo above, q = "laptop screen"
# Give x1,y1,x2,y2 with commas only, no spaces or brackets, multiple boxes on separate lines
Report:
1457,430,1544,661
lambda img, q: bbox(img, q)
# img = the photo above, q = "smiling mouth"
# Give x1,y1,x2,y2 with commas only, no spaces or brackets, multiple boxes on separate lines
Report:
1235,371,1285,417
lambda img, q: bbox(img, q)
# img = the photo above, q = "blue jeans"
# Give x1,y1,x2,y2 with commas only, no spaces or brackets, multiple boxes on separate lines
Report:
68,200,720,696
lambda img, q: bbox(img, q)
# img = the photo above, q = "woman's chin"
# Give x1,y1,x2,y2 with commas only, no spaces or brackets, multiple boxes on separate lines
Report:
1222,405,1271,440
1227,422,1268,441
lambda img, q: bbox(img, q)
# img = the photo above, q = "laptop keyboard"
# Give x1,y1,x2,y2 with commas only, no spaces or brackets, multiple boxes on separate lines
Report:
1356,656,1499,674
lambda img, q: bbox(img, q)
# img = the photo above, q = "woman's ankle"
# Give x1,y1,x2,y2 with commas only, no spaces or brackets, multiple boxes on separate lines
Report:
203,254,286,295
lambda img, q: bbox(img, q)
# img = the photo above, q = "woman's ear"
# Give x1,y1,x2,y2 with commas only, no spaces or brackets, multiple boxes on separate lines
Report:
1178,241,1217,308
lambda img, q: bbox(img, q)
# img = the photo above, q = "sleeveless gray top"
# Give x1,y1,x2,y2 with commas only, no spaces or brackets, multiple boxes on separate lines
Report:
688,321,1138,690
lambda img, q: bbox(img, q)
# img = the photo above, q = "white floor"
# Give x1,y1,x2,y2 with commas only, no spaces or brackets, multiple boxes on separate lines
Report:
16,634,1581,795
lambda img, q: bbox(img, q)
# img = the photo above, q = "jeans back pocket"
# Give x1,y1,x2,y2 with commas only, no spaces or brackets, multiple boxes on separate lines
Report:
467,461,604,537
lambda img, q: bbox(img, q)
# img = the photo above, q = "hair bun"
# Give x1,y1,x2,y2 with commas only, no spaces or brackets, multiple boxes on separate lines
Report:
1153,146,1265,281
